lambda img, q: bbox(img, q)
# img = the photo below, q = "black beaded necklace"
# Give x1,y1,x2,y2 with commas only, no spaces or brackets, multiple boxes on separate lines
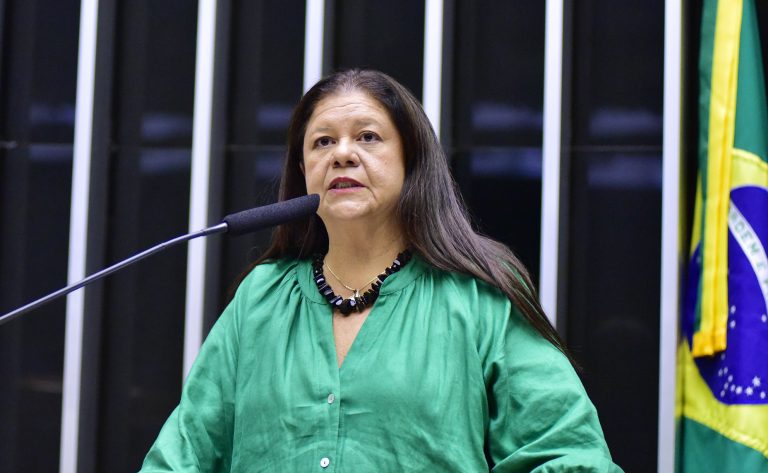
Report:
312,250,412,315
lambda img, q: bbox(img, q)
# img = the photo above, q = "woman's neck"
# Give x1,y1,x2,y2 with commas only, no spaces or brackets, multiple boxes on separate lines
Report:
323,219,407,289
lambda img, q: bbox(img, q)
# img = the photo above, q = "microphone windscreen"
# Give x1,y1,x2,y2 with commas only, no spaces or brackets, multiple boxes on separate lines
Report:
222,194,320,236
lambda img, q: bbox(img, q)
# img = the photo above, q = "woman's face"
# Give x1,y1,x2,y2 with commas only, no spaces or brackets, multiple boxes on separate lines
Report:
302,90,405,229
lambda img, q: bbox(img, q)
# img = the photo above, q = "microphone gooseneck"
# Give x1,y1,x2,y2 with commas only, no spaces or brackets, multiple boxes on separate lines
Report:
0,194,320,326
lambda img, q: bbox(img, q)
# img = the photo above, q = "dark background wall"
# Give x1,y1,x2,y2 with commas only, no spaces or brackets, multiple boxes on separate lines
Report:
0,0,80,471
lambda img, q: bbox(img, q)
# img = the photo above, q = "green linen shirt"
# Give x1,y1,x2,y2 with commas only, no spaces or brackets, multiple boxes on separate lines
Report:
140,255,622,472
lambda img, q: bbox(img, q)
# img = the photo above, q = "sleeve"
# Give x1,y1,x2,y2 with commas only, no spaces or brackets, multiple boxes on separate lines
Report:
138,283,243,472
485,305,624,473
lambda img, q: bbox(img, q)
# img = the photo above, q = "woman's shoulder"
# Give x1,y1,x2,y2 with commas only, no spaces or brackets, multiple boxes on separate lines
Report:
420,258,510,309
233,258,303,302
418,257,555,346
416,258,513,336
244,257,300,278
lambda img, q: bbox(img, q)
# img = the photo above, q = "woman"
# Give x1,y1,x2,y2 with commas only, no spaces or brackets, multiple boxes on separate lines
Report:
140,69,622,472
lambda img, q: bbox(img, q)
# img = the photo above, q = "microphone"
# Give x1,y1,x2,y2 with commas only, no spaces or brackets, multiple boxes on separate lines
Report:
0,194,320,326
223,193,319,235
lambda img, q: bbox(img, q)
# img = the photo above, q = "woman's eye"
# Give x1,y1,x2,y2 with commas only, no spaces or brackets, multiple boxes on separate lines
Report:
315,137,332,147
360,132,379,142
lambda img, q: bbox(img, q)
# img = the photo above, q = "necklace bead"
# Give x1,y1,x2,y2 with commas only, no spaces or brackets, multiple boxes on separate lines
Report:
312,250,412,315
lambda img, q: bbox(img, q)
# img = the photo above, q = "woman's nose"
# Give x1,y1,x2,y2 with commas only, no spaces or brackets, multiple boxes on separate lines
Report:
332,140,360,167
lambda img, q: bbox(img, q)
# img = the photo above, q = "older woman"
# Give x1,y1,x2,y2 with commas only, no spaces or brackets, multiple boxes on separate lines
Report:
140,70,622,472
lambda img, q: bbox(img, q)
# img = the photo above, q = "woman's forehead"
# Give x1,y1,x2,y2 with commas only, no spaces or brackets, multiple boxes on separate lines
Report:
312,91,385,117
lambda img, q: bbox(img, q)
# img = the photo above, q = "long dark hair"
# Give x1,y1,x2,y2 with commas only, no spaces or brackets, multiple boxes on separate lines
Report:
245,69,569,360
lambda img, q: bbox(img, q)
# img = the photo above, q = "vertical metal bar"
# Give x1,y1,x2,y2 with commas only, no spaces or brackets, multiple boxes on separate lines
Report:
60,0,99,471
183,0,219,378
422,0,444,138
658,0,683,469
303,0,325,92
540,0,564,327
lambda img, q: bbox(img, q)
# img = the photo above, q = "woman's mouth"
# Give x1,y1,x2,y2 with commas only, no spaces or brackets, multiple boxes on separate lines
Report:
329,178,364,190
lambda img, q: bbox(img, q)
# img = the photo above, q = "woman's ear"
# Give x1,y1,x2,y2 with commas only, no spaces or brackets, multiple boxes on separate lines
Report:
299,161,305,175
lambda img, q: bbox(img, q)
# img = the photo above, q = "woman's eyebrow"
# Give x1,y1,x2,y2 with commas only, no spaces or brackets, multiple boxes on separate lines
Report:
309,119,381,134
352,119,380,127
308,125,332,134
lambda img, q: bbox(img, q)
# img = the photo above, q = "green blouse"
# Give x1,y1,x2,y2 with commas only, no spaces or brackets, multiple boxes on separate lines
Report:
140,255,622,472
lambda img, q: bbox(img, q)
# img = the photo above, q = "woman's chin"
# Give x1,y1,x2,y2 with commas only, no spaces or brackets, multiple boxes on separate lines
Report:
319,204,377,224
319,199,401,228
322,211,371,224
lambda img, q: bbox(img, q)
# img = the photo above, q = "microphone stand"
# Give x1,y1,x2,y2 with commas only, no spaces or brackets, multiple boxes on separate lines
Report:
0,193,319,326
0,223,228,327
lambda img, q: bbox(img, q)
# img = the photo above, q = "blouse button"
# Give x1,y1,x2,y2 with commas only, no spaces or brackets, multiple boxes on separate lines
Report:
327,393,335,404
320,457,330,468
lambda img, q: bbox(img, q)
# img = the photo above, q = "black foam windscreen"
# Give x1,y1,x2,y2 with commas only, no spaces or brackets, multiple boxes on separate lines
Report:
222,194,320,236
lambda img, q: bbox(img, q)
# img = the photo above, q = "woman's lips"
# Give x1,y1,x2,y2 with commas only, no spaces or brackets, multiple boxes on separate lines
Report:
328,177,365,191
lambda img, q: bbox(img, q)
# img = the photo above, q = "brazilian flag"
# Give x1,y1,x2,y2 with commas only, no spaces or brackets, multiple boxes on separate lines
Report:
678,0,768,470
